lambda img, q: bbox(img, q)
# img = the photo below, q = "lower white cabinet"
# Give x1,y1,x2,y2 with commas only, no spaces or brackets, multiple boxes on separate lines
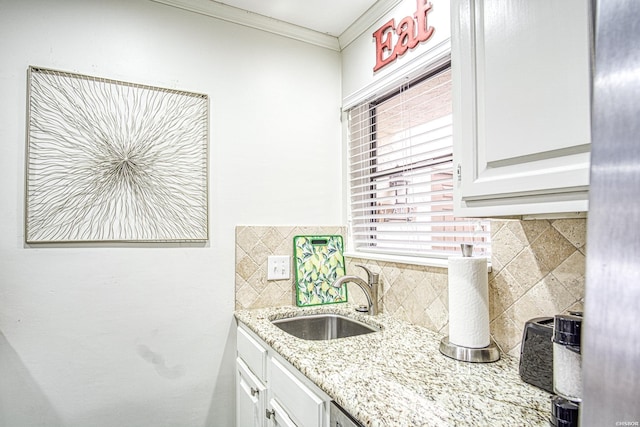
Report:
266,399,298,427
236,323,331,427
237,358,267,427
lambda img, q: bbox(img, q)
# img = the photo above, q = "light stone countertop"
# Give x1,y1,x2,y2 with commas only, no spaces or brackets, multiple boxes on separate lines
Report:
234,304,551,427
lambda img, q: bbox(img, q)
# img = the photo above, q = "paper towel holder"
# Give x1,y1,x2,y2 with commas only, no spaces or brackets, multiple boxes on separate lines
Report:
439,243,500,363
439,336,500,363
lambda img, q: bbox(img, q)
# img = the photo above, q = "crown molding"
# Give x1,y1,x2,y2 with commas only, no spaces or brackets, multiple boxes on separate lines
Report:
150,0,341,51
338,0,403,50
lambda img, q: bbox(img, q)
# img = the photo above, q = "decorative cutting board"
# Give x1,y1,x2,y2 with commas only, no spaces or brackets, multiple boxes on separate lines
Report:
293,235,347,307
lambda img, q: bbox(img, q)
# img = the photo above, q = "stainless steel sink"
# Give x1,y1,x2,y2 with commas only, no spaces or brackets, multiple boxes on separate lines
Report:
271,314,380,340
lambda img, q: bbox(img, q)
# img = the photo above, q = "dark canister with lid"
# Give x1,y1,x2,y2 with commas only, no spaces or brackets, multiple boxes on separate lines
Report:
552,312,583,402
550,396,580,427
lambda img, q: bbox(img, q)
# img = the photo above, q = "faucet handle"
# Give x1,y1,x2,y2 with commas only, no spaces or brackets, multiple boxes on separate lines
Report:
355,264,379,286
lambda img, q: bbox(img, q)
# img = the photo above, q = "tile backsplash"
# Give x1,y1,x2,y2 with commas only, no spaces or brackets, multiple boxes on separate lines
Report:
235,219,586,357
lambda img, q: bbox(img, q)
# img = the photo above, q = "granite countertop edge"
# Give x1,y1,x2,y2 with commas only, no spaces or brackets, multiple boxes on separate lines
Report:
235,304,551,427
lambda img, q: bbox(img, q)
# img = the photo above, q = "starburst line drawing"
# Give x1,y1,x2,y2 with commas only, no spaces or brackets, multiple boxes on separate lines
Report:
26,67,209,243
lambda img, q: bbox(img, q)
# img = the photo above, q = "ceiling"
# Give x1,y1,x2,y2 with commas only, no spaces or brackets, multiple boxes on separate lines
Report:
214,0,380,37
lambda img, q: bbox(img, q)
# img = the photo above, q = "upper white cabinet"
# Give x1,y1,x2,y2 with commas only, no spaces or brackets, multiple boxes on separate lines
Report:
452,0,592,217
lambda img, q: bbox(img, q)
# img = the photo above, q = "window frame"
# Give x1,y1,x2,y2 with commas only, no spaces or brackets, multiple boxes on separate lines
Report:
343,62,490,268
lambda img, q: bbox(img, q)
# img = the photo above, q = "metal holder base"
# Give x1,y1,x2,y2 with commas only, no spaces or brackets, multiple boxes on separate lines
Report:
439,336,500,363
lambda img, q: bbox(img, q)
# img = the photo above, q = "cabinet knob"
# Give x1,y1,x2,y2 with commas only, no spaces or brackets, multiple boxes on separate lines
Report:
250,387,259,397
265,409,275,419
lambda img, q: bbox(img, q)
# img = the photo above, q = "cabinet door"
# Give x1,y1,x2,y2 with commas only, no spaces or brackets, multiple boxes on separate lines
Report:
266,399,298,427
237,358,267,427
452,0,592,216
269,358,326,427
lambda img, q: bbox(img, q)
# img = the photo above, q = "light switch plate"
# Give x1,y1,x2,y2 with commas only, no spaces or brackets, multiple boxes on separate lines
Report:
267,255,290,280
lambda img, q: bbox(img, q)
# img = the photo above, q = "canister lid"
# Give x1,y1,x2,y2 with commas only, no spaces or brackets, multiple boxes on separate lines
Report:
553,313,582,351
550,396,580,427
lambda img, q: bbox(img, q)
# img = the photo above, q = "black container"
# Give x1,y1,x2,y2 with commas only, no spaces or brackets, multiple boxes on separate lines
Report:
550,396,580,427
519,317,554,393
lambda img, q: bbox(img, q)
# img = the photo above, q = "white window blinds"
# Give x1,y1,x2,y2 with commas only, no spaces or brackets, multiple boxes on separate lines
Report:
347,65,490,260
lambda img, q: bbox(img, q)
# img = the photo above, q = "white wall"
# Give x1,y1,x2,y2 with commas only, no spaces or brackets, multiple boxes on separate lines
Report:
0,1,342,426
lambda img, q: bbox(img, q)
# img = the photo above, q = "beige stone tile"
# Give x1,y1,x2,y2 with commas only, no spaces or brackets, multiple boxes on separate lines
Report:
236,282,259,310
250,241,271,266
380,263,403,289
505,247,548,290
507,291,544,334
252,226,271,239
253,287,287,309
489,219,509,237
274,240,294,256
525,275,576,318
490,312,521,353
236,254,259,282
438,321,448,336
235,273,249,304
404,294,428,326
413,280,438,308
261,227,285,252
490,225,525,267
439,292,449,312
489,255,505,277
488,269,527,321
552,251,586,300
382,289,401,316
530,227,577,272
246,269,268,295
394,306,411,323
552,219,587,249
274,289,293,307
577,245,587,256
426,297,448,333
401,266,427,292
430,271,448,299
515,219,551,245
236,227,259,253
284,227,302,241
389,277,414,306
236,245,247,264
276,226,296,239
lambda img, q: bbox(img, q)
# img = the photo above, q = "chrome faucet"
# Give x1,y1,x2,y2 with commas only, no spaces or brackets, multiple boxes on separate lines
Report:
332,264,380,315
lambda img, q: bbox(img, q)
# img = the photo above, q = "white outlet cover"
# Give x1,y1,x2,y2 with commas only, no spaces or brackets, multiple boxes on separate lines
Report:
267,255,290,280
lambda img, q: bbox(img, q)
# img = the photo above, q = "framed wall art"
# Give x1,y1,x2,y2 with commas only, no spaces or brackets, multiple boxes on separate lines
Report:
25,66,209,243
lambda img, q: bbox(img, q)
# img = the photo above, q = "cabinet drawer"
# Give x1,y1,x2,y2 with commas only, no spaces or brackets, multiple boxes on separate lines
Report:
237,325,267,382
270,358,325,427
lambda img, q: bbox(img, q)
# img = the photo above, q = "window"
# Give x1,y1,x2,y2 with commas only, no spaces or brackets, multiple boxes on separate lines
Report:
346,64,490,262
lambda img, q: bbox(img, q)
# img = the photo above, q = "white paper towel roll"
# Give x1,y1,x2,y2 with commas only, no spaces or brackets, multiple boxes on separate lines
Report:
447,256,490,348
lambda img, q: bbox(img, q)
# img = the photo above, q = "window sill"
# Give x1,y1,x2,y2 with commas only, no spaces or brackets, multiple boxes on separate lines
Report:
343,251,492,272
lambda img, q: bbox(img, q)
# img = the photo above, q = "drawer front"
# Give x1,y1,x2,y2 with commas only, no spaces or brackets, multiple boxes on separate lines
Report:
237,325,267,382
270,358,325,427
